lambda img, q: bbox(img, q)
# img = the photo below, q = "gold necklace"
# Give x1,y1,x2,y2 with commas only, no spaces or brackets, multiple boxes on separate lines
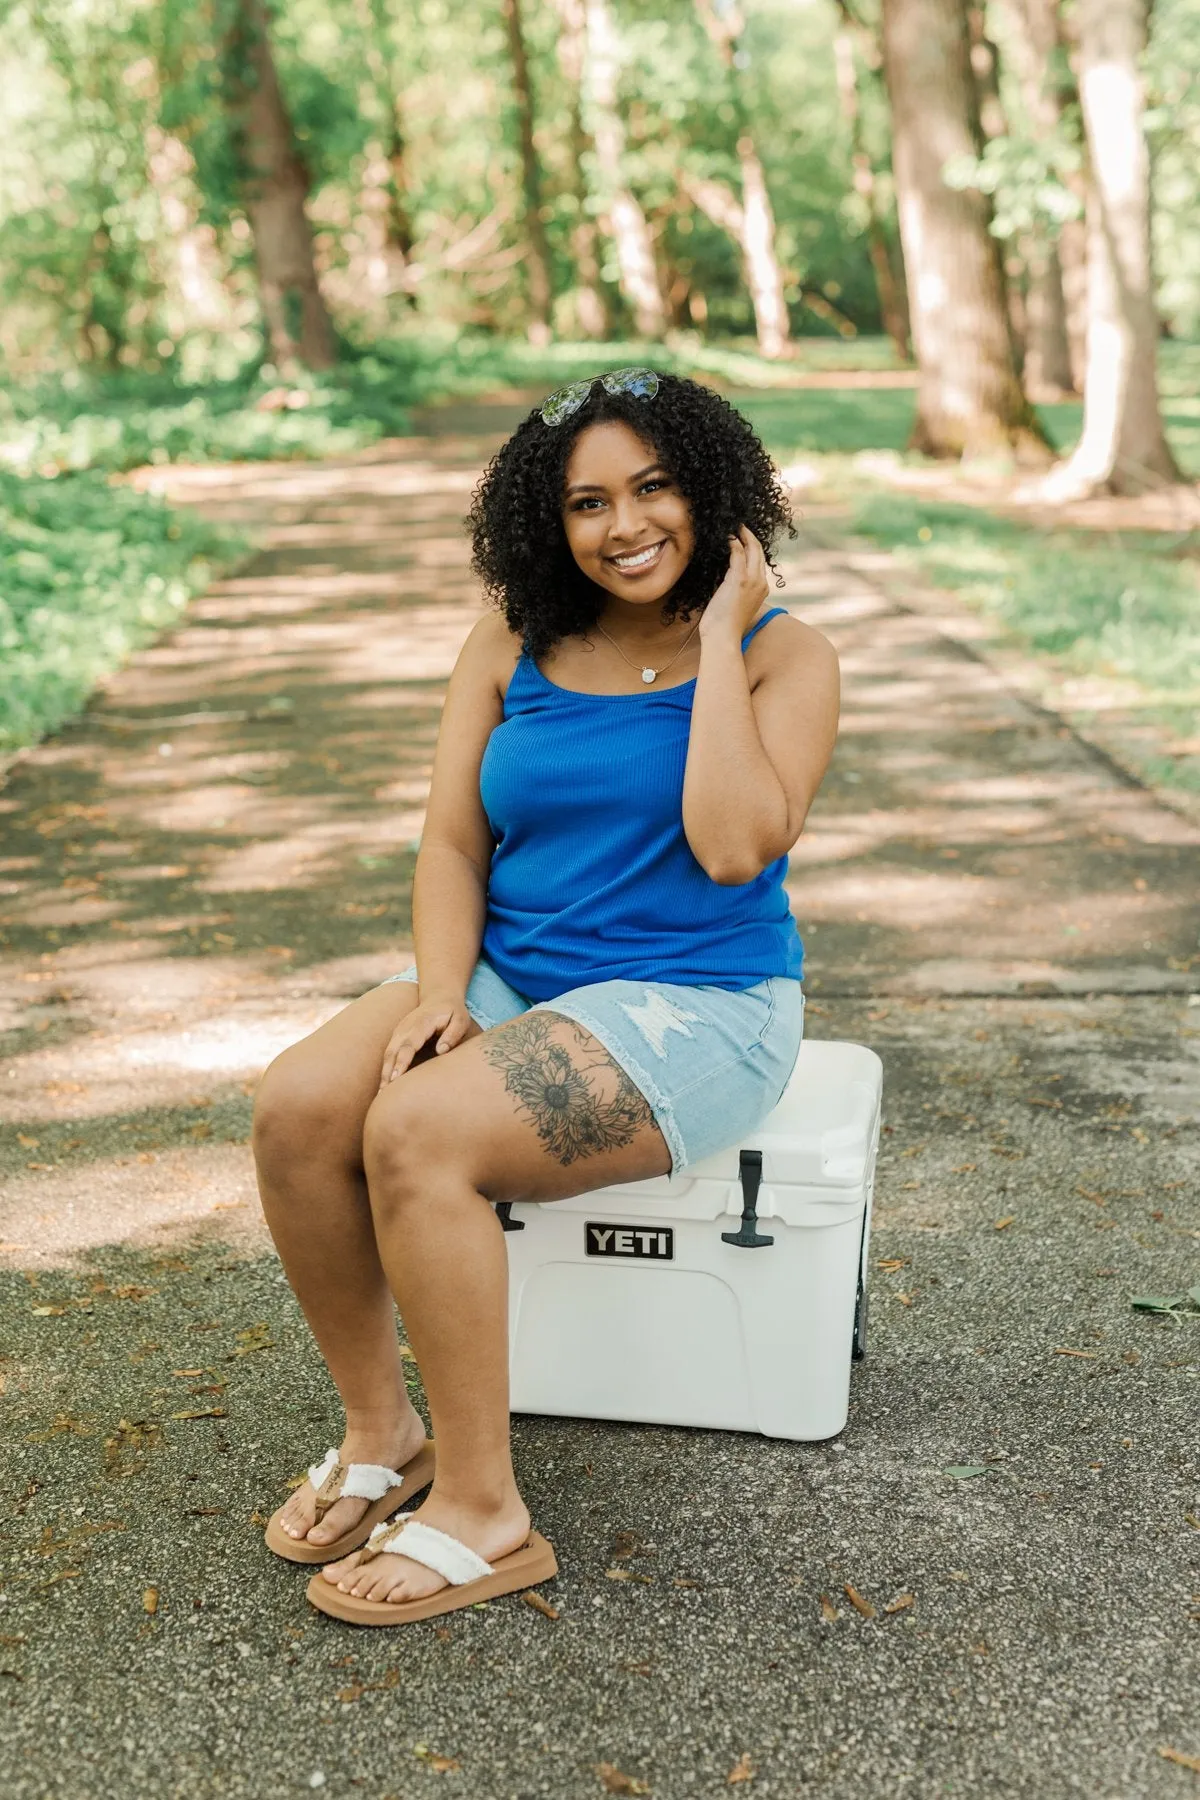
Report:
593,617,701,685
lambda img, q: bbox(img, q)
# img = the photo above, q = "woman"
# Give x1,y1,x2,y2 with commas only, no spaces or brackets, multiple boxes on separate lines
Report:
254,369,840,1626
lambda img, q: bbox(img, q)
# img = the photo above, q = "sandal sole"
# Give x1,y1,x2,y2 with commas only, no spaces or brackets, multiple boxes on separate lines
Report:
304,1531,558,1626
263,1441,436,1564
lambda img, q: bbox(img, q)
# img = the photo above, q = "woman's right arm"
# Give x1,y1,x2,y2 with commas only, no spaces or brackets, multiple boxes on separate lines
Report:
378,615,516,1086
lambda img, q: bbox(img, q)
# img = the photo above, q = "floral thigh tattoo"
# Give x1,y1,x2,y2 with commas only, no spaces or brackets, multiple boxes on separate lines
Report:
481,1012,652,1166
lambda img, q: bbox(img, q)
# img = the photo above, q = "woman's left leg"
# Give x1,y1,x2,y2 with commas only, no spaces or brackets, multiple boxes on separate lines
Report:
321,1008,671,1606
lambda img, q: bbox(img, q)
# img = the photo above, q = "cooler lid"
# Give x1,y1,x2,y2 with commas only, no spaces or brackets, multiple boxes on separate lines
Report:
689,1039,883,1191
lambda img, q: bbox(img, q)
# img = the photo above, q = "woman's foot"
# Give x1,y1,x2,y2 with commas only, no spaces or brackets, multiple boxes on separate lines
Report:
319,1490,531,1605
277,1407,430,1547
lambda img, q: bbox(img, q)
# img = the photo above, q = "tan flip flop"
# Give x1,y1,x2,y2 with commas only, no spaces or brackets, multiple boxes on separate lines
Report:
264,1440,436,1564
305,1513,558,1626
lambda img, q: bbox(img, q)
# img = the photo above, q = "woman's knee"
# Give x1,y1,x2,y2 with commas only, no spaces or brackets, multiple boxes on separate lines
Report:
361,1086,451,1220
252,1046,356,1172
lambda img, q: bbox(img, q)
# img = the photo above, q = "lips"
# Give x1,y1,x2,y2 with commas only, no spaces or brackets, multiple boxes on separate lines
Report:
607,539,667,573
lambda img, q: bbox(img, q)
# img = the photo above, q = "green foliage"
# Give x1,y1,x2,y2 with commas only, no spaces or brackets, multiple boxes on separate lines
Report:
0,332,910,477
0,470,240,754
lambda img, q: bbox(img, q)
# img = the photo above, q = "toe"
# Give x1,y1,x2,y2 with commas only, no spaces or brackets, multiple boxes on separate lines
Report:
321,1549,363,1585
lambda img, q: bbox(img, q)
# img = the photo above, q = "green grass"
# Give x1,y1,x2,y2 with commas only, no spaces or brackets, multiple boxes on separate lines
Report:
844,491,1200,791
0,334,910,479
0,470,241,757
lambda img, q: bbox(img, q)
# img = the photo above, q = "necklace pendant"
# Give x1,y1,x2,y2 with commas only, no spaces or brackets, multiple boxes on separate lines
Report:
641,667,656,684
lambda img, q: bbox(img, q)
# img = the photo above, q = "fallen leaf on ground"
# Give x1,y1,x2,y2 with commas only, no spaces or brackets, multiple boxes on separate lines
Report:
727,1752,755,1784
1185,1514,1200,1530
170,1408,227,1420
413,1743,460,1774
844,1584,875,1619
521,1590,559,1620
883,1593,915,1614
595,1764,650,1795
672,1578,702,1588
1159,1748,1200,1774
143,1588,158,1614
819,1594,839,1622
876,1258,909,1273
944,1466,989,1480
605,1568,652,1584
994,1216,1015,1231
31,1305,67,1317
895,1292,914,1306
1053,1348,1097,1359
951,1163,977,1174
232,1322,274,1355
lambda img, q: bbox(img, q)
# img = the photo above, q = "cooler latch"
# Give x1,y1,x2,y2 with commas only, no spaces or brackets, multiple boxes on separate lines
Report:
721,1150,774,1249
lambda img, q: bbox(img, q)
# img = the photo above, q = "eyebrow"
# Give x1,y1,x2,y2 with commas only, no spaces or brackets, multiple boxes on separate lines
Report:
564,462,668,497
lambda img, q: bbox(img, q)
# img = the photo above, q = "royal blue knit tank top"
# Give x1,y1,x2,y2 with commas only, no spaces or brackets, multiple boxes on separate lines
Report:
478,606,804,1003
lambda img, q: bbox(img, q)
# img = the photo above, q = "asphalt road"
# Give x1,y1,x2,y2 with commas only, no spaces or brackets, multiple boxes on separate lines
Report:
1,434,1197,1799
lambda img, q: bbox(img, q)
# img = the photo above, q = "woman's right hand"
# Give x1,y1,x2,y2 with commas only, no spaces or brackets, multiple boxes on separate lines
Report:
378,993,474,1090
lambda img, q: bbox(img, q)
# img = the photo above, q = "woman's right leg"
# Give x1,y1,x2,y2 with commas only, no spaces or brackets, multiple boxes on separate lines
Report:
252,981,479,1545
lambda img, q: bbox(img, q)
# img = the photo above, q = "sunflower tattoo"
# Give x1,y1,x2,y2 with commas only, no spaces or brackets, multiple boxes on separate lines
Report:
482,1013,651,1166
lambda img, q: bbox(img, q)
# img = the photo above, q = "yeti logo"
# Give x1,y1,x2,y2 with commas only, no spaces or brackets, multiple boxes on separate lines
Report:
585,1222,674,1260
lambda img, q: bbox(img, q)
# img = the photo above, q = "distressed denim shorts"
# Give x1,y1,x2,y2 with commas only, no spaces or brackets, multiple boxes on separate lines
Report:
381,957,805,1176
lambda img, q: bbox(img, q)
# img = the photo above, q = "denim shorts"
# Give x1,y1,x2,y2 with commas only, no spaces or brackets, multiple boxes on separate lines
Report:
381,957,805,1176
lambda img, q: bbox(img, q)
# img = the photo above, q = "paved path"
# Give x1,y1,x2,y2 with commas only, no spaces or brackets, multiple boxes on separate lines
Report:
1,430,1197,1799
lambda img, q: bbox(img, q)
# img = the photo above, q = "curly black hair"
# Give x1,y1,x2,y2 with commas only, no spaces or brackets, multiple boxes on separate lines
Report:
466,372,795,659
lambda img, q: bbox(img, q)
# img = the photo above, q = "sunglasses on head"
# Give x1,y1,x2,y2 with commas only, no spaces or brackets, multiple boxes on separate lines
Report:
539,366,660,427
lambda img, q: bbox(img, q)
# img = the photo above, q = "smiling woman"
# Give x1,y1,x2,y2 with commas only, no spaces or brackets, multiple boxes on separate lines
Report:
251,368,839,1628
467,371,794,660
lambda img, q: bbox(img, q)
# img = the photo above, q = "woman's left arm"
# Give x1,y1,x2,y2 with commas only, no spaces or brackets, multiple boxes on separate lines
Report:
682,529,840,885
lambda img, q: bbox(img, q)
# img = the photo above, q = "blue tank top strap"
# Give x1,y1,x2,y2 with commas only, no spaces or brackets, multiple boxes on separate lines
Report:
740,606,789,649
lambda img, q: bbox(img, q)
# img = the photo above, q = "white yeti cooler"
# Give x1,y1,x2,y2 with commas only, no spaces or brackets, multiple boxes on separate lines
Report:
500,1039,882,1441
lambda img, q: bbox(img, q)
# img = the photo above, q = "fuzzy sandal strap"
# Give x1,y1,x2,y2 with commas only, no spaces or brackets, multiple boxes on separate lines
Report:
306,1448,406,1518
362,1517,493,1586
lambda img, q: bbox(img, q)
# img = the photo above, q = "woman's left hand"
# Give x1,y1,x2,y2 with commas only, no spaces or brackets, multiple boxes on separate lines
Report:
699,527,771,642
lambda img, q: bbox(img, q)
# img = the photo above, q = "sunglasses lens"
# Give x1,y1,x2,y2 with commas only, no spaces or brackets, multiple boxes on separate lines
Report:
601,367,659,399
540,380,593,426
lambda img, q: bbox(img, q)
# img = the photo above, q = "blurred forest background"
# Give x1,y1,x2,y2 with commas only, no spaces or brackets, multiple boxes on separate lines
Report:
1,0,1197,792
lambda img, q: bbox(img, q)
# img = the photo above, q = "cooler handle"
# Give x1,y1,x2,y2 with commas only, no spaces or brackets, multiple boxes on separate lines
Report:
720,1150,774,1249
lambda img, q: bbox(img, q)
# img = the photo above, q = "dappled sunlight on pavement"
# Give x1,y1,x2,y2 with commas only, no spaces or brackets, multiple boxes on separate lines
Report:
2,437,1198,1275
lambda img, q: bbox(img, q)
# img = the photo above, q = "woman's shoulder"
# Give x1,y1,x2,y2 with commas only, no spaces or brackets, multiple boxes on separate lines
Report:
456,609,527,696
746,608,839,682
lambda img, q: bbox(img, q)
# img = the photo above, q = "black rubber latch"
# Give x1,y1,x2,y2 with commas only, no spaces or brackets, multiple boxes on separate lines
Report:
495,1202,525,1232
721,1149,774,1248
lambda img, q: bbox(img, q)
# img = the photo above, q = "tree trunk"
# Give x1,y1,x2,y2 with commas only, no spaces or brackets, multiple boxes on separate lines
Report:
1002,0,1079,394
584,0,665,338
692,1,789,358
502,0,554,343
554,0,608,337
966,2,1028,366
222,0,335,369
880,0,1049,462
354,0,415,304
1022,235,1074,397
1039,0,1180,496
832,17,911,360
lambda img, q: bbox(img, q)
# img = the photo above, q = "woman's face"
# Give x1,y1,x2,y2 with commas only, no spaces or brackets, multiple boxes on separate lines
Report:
561,420,695,606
